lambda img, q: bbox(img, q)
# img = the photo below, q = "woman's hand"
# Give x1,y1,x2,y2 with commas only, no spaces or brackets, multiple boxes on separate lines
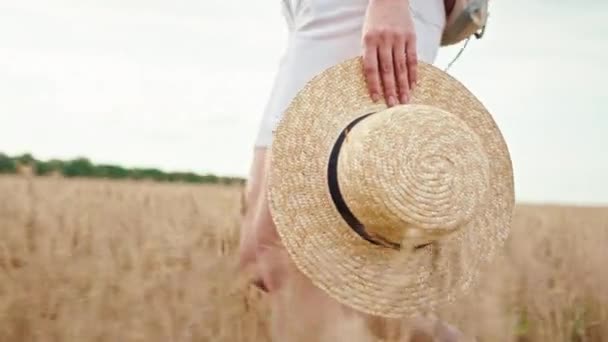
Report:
362,0,417,106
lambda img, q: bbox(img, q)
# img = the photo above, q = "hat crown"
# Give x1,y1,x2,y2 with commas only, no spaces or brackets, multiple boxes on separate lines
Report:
337,105,491,248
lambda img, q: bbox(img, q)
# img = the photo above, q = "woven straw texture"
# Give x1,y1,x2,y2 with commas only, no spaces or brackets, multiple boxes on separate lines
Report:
268,56,514,318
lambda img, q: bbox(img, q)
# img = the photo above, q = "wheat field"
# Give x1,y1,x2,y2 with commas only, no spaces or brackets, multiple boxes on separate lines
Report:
0,175,606,341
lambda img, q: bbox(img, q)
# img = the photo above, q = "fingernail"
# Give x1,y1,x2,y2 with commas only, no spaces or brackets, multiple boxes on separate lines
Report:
371,93,380,102
400,94,408,104
388,96,397,107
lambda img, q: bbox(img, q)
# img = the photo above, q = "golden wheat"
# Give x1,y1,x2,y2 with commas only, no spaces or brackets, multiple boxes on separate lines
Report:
0,175,606,341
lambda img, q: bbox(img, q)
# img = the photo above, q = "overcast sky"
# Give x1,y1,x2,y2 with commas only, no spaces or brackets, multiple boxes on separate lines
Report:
1,1,607,205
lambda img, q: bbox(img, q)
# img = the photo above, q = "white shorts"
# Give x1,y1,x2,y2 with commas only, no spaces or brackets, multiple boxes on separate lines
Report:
254,0,446,147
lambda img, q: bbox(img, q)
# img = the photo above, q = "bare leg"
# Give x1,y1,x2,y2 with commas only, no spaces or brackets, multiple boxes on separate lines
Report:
238,147,268,272
408,315,466,342
239,148,351,339
238,147,285,291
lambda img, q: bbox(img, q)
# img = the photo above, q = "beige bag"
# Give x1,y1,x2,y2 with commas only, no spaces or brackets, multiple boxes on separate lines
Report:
441,0,489,46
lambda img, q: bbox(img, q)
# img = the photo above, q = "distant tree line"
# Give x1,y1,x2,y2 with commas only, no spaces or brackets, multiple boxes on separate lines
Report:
0,152,245,185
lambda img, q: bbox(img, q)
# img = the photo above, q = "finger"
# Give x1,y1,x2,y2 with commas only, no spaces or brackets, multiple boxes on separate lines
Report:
406,35,418,90
379,41,398,107
393,35,409,104
363,38,382,102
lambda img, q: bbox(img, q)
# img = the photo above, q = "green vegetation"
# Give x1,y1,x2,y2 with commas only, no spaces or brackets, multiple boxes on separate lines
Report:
0,152,244,185
0,153,17,174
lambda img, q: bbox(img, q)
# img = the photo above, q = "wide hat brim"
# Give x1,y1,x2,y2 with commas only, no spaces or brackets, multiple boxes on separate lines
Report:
268,57,514,318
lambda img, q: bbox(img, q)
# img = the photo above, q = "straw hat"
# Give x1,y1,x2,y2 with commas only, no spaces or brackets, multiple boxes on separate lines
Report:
268,57,514,318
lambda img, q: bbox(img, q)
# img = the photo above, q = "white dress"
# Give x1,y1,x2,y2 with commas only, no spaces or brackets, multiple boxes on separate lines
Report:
254,0,447,147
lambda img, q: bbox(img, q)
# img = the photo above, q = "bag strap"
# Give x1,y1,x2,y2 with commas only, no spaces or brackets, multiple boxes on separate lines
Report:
442,0,490,72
